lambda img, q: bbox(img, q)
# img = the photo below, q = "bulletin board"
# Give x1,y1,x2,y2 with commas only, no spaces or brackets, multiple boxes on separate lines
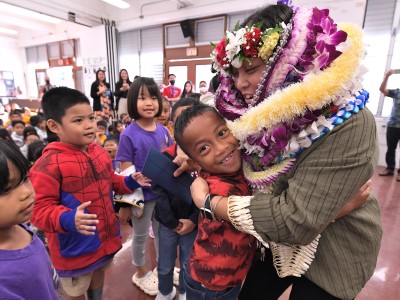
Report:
0,71,16,97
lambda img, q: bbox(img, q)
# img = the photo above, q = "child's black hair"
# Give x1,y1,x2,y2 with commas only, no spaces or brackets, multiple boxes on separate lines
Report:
27,140,46,164
174,103,223,156
103,137,118,146
241,4,293,31
0,139,29,194
41,87,90,124
11,120,25,128
127,77,163,120
171,97,199,121
23,126,39,141
97,120,108,129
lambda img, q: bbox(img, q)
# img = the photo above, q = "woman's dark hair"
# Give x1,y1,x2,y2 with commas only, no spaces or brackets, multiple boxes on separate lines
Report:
241,4,293,31
117,69,132,85
95,69,107,85
208,75,221,94
171,97,199,121
181,81,194,98
186,93,201,102
0,139,29,194
127,77,163,120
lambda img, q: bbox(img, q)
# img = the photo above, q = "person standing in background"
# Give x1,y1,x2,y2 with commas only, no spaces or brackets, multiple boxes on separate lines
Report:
379,69,400,181
198,81,208,96
39,75,55,101
90,69,113,122
163,74,181,105
115,69,132,118
180,81,194,99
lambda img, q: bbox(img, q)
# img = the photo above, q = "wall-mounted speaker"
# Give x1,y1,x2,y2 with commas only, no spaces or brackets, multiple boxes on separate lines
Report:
180,19,193,38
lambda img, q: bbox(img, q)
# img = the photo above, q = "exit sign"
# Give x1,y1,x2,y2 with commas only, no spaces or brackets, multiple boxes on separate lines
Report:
186,47,197,56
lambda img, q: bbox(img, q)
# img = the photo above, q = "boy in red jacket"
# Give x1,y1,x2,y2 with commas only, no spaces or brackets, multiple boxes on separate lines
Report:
29,87,149,300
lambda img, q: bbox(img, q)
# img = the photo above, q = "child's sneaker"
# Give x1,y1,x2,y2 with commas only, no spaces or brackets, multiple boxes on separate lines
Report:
178,292,186,300
155,286,176,300
132,271,158,296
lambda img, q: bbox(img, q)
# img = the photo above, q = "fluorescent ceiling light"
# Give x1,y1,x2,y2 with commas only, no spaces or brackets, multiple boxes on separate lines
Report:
0,27,18,35
102,0,130,9
0,2,61,24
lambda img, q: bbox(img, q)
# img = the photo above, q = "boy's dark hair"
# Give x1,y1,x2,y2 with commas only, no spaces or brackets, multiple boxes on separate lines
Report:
23,126,39,141
41,87,90,124
171,97,199,121
30,115,40,127
174,103,223,156
119,113,128,120
103,137,118,146
0,139,29,194
9,109,22,117
11,120,25,128
97,120,108,129
108,124,115,133
186,93,201,102
199,80,207,85
127,77,163,120
167,74,176,78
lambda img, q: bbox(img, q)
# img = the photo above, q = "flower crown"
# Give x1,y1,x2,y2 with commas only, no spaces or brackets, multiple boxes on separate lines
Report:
211,22,290,74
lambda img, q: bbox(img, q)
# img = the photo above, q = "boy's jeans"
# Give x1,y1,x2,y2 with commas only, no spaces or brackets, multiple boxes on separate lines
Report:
158,223,197,295
182,263,242,300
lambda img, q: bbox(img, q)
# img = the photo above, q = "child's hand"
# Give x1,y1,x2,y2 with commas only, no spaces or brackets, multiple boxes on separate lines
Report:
173,222,183,233
75,201,99,236
177,219,195,235
118,206,132,225
131,172,151,187
190,177,209,209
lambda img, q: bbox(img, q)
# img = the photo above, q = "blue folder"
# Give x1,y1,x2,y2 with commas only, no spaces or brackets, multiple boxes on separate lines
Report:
142,147,194,205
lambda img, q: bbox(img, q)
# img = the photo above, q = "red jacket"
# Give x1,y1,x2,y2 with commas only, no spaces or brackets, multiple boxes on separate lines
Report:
29,142,136,271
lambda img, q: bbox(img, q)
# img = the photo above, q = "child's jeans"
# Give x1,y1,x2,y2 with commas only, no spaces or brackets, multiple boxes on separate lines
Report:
182,263,242,300
158,223,197,295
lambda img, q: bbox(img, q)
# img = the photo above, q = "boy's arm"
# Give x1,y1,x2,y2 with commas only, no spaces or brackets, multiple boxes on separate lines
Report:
29,168,70,233
153,183,180,230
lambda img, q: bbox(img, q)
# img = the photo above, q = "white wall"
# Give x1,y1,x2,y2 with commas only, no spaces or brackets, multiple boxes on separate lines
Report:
0,36,27,101
78,25,108,101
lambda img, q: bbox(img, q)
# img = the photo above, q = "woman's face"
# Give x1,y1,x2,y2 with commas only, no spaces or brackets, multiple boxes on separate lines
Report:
98,71,105,82
121,70,128,81
232,58,266,104
185,83,192,93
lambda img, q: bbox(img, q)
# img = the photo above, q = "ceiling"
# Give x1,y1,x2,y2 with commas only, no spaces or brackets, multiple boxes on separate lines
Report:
0,0,367,44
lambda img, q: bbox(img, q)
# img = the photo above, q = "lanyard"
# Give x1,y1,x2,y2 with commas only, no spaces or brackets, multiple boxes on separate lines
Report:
170,86,175,97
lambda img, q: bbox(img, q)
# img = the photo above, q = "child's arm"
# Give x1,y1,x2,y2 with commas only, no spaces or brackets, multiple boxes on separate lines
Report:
177,219,196,236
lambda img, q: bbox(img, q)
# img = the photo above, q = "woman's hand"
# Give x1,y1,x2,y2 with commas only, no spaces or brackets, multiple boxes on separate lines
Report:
190,177,209,209
335,179,371,220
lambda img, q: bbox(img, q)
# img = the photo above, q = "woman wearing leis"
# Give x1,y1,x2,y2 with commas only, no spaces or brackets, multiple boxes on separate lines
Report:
183,2,382,299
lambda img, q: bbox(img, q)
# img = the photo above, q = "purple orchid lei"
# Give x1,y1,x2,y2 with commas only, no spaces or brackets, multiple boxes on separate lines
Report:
214,6,353,173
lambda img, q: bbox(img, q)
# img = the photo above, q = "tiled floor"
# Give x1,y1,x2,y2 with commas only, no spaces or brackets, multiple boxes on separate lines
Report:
102,166,400,300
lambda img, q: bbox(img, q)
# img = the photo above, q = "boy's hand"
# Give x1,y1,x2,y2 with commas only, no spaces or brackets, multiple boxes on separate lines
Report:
190,177,209,209
335,179,371,220
131,172,151,187
173,222,183,233
173,146,191,177
177,219,195,235
75,201,99,236
118,206,132,225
